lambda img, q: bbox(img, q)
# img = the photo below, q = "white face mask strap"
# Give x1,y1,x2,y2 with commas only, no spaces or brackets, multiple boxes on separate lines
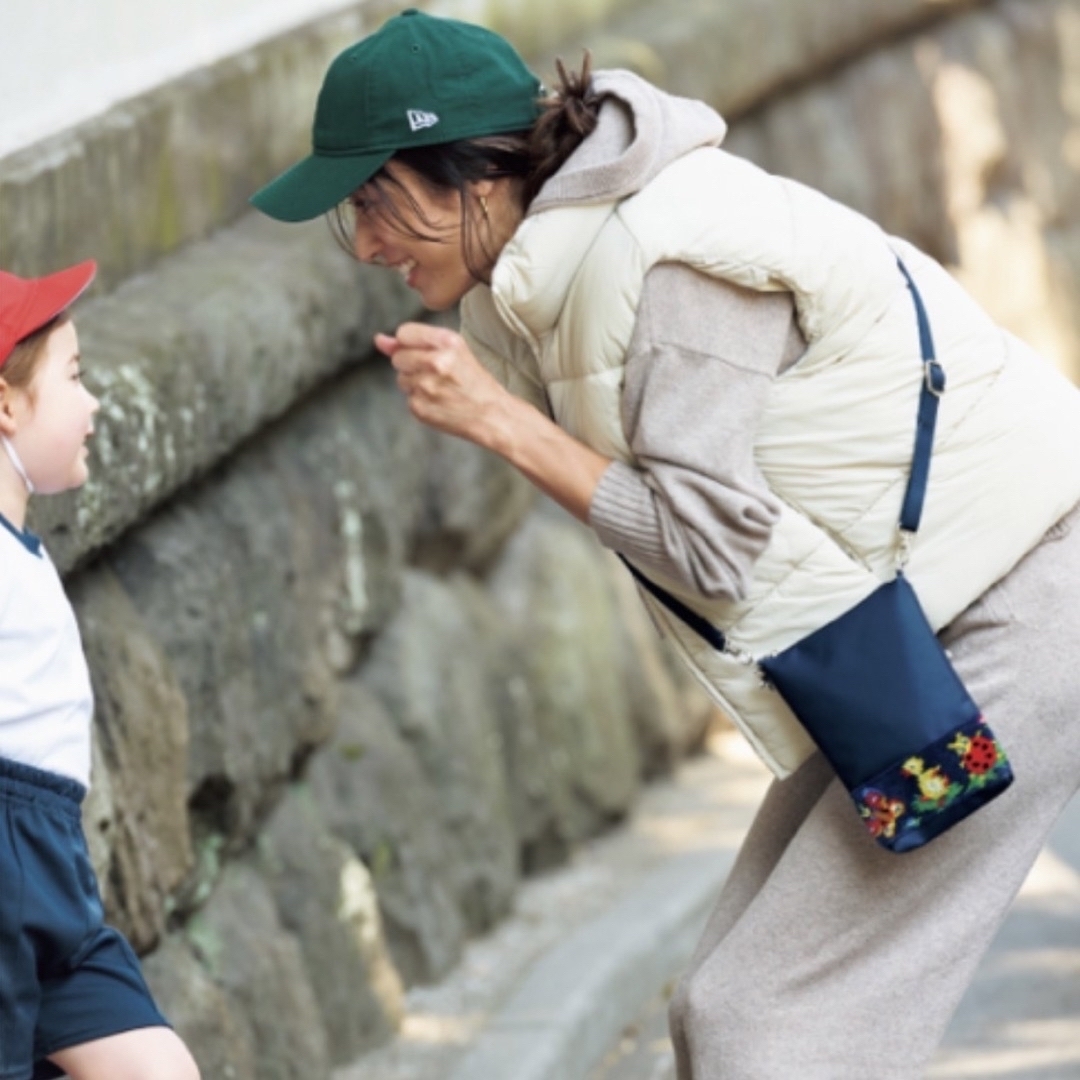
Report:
1,435,35,495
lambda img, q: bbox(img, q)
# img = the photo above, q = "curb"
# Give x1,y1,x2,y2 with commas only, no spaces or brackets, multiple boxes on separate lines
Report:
447,848,735,1080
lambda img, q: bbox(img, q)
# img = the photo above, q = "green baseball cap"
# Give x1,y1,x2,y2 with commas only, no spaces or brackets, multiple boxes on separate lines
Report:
250,9,543,223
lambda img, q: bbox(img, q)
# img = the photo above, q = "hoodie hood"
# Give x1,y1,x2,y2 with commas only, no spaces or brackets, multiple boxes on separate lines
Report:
528,69,728,215
481,70,729,346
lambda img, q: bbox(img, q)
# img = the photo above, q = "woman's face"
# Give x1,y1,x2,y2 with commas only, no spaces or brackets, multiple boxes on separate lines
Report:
350,161,480,312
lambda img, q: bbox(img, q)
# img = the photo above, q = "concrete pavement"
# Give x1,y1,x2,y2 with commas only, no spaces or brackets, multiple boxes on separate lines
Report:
594,794,1080,1080
334,728,770,1080
335,730,1080,1080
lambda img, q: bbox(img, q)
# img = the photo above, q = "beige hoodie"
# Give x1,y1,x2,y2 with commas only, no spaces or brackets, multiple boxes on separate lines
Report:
524,73,806,600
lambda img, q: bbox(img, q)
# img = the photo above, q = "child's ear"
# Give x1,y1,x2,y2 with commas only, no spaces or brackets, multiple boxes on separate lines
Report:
0,378,21,437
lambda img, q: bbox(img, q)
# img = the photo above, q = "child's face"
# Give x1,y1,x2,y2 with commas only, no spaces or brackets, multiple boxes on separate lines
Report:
12,321,99,494
350,161,477,312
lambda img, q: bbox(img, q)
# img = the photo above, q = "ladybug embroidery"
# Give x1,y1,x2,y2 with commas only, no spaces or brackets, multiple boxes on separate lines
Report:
962,731,998,775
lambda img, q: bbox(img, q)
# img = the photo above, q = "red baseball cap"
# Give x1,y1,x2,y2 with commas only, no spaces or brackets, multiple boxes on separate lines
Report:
0,260,97,369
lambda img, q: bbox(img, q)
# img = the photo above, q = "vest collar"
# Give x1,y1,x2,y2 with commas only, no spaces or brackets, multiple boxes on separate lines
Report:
491,201,617,342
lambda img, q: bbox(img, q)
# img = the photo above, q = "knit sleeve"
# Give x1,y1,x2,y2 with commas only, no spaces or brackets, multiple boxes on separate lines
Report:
587,263,804,601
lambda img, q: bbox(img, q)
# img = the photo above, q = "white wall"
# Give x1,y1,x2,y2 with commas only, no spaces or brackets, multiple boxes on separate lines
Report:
0,0,358,159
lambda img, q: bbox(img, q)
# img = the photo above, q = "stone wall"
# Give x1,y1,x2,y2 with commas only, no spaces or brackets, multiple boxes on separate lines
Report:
72,360,710,1076
4,0,1079,1076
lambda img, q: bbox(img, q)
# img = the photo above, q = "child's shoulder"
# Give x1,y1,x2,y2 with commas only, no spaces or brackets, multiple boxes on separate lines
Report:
0,549,73,657
0,517,53,613
0,513,45,561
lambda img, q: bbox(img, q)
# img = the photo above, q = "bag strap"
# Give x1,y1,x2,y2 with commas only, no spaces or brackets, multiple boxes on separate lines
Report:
896,259,945,539
619,258,942,653
618,555,731,652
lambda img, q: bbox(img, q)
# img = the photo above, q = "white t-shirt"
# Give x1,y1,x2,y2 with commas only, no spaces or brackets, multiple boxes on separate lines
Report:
0,513,93,787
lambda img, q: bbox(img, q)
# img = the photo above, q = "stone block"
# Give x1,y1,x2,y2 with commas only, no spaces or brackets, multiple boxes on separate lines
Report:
537,0,985,119
186,863,331,1079
411,424,537,574
142,935,259,1080
359,571,520,936
28,212,420,576
69,567,194,952
0,0,645,291
487,507,642,869
601,553,716,778
0,7,375,290
308,679,470,986
104,467,340,849
257,785,404,1064
97,361,427,854
723,0,1080,381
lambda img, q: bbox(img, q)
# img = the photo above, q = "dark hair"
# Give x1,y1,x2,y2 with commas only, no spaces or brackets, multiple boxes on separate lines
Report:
330,53,602,282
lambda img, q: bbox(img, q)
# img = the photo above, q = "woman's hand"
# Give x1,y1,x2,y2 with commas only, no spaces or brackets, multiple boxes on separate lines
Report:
374,321,613,523
374,323,509,447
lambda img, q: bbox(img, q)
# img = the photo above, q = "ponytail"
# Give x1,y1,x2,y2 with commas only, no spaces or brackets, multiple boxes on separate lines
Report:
521,53,601,206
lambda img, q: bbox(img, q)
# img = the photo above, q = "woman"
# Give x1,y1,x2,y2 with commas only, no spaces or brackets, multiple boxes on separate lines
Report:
251,10,1080,1077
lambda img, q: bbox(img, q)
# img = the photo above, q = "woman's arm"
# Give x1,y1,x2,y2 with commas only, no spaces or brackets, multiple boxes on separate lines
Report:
586,264,804,600
375,324,611,521
378,265,803,602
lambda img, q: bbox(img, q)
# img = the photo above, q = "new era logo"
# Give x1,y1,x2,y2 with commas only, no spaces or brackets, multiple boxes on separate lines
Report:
407,109,440,132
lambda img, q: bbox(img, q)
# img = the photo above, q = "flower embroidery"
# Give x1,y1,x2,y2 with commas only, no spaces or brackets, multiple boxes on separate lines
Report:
859,790,907,839
853,718,1012,851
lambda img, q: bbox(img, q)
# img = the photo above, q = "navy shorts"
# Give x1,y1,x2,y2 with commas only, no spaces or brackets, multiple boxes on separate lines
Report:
0,757,168,1080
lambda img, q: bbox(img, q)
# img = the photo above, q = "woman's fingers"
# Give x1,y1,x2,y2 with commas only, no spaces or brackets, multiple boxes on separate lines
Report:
377,324,505,441
375,325,461,375
373,332,399,356
393,322,457,350
386,331,470,386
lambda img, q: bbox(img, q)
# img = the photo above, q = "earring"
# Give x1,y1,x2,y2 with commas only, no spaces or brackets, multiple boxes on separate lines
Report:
479,195,490,221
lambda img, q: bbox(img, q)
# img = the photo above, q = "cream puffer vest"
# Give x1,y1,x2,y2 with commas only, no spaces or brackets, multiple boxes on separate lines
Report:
461,146,1080,778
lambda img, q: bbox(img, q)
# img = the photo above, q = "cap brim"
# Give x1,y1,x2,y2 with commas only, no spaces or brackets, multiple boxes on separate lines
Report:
0,259,96,368
30,260,97,327
249,149,393,222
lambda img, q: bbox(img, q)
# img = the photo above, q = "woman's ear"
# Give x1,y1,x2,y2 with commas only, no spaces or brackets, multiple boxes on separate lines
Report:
470,176,525,226
470,177,496,201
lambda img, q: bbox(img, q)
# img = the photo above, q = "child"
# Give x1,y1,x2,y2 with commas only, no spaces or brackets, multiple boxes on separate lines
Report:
0,262,199,1080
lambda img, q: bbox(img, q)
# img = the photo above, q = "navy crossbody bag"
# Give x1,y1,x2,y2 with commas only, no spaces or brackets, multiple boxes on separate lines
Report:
623,261,1013,853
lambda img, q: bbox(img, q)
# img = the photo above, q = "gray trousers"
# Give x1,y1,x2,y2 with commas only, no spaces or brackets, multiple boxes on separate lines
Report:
669,502,1080,1079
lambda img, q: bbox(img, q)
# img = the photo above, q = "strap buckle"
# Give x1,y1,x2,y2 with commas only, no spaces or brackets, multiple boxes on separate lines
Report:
924,359,945,397
896,528,915,571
